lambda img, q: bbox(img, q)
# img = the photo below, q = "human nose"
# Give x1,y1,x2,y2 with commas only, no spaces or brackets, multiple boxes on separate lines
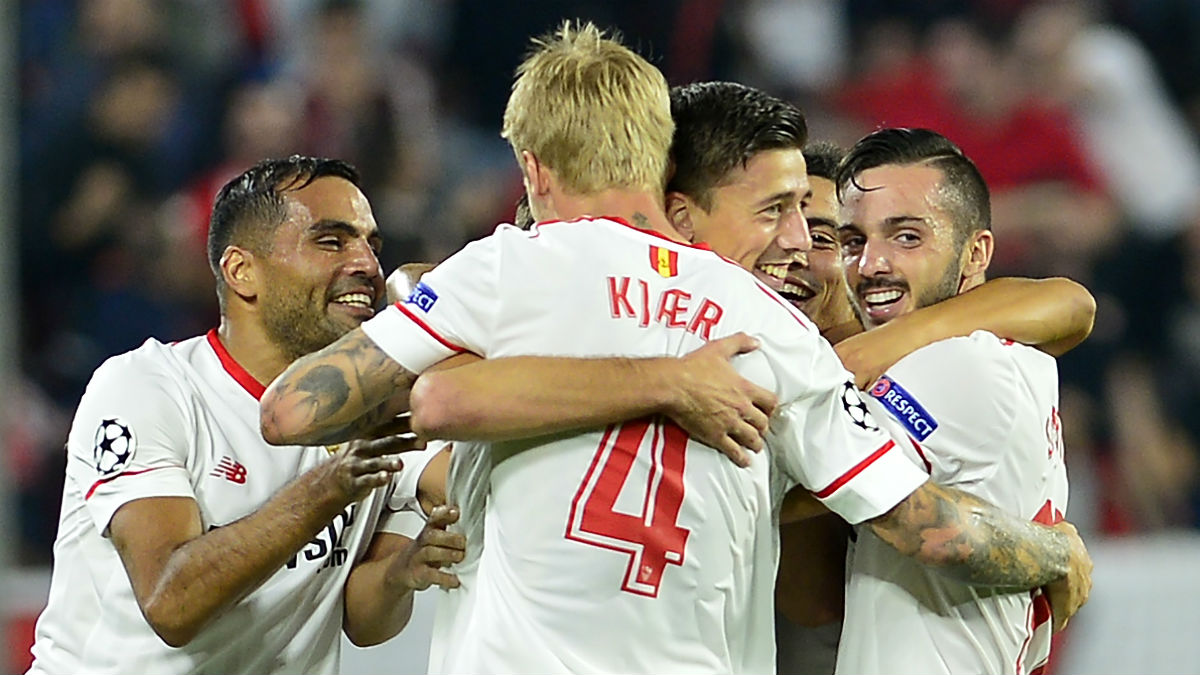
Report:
776,207,812,254
345,238,382,279
857,237,891,277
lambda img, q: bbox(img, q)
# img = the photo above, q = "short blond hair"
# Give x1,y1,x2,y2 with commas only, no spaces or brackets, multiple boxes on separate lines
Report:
502,21,673,195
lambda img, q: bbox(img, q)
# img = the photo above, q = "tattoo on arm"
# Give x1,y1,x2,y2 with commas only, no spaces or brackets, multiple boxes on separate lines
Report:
266,329,417,444
868,481,1068,589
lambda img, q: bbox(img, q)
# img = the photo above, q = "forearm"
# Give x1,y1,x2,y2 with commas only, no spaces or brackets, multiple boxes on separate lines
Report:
134,471,351,645
868,481,1069,589
410,356,677,441
261,328,417,445
342,536,416,646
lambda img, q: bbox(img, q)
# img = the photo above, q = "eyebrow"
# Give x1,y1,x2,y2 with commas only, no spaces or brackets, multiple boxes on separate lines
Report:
310,219,383,247
807,217,839,230
754,190,796,209
838,215,928,233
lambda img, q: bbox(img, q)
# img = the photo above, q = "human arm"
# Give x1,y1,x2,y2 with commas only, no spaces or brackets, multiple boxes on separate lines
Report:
109,435,416,646
410,333,777,466
775,513,850,627
835,277,1096,388
261,327,419,445
866,479,1091,618
342,505,465,646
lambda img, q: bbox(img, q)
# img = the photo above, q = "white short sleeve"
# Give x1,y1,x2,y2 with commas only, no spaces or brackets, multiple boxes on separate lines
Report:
65,353,197,535
871,332,1020,487
760,326,927,524
361,234,502,374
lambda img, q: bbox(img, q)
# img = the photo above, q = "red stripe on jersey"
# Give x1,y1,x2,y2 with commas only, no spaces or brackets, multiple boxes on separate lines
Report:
85,467,173,500
754,284,811,330
814,440,896,499
393,302,468,353
207,329,266,400
908,436,932,474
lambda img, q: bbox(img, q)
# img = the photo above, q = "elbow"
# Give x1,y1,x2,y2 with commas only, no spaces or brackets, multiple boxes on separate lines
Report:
1048,277,1097,355
258,387,302,446
142,599,201,648
409,372,467,440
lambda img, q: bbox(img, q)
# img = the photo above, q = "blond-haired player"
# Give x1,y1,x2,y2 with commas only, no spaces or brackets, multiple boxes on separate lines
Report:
262,25,1089,674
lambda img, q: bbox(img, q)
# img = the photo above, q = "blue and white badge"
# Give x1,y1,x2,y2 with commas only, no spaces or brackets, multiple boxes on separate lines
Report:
406,281,439,313
868,376,938,440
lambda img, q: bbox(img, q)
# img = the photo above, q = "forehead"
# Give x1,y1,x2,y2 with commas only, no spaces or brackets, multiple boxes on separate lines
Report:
840,163,947,227
806,176,838,223
280,176,377,236
714,148,809,203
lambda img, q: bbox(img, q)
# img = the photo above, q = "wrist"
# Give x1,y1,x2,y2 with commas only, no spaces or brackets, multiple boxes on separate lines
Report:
635,357,685,417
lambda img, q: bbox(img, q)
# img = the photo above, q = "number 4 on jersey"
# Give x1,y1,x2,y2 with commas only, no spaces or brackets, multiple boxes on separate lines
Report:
565,419,691,597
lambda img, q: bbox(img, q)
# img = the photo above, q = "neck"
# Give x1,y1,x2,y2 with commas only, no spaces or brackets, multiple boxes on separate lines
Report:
547,188,686,243
215,313,292,386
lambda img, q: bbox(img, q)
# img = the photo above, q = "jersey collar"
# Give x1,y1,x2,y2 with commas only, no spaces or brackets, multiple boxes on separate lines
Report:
206,329,267,400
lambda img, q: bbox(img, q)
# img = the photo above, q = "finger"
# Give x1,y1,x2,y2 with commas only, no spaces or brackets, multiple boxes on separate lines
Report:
749,384,778,417
727,420,764,454
369,413,414,438
424,569,460,590
349,455,405,475
354,433,426,457
427,505,461,528
713,436,750,468
414,545,466,566
420,530,467,551
739,403,770,436
354,471,395,492
712,332,762,359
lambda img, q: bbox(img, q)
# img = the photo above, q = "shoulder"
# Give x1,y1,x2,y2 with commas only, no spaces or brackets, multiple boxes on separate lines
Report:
83,338,195,410
877,331,1024,439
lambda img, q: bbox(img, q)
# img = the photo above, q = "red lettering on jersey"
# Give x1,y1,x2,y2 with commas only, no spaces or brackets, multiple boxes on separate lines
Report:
687,299,724,340
607,276,636,318
606,277,725,339
656,289,691,328
638,279,651,327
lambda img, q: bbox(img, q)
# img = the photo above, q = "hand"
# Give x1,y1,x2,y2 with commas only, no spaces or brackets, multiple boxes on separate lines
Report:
834,329,907,390
665,332,778,468
388,505,465,591
386,263,438,304
327,433,425,503
1043,520,1093,632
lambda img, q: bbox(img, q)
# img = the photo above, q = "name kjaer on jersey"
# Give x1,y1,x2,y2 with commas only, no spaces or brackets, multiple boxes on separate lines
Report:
606,276,726,339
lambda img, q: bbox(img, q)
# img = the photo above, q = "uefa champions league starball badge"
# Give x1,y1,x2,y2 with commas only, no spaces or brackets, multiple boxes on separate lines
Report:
93,417,136,475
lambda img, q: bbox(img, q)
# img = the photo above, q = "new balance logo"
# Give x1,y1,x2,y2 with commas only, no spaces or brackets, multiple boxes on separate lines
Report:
211,456,247,484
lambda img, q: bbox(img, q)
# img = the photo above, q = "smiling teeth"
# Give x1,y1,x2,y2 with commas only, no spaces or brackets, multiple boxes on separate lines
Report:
864,289,903,304
758,264,787,280
333,293,372,307
780,282,813,298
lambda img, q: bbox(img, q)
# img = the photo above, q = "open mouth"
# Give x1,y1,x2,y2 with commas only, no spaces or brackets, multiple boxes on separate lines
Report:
858,286,907,323
330,291,376,317
757,263,816,308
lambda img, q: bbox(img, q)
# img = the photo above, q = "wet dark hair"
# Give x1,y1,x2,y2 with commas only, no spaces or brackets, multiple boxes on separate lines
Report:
836,128,990,244
667,81,808,210
207,155,360,306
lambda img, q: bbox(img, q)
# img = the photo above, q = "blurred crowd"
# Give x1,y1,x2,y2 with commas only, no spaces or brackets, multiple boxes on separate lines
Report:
12,0,1200,564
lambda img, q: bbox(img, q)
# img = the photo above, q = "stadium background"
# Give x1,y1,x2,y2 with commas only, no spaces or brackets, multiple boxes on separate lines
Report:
3,0,1200,672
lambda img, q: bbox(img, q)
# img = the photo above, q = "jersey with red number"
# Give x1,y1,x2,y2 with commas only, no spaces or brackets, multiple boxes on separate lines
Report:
27,331,422,675
837,331,1068,675
361,217,927,674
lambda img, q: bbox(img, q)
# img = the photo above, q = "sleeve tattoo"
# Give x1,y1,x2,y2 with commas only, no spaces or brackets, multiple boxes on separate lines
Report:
868,481,1069,589
263,329,418,445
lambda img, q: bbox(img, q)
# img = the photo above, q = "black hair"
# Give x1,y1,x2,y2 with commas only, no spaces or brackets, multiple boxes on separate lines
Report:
207,155,360,304
667,81,808,209
803,141,845,181
836,128,990,242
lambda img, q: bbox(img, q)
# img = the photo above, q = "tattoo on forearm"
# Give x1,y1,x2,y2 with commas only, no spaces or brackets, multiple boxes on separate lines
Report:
270,330,417,444
870,482,1068,589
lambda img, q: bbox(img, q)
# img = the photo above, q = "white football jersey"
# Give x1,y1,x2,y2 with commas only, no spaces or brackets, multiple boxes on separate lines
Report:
27,331,423,675
837,331,1068,675
362,217,928,674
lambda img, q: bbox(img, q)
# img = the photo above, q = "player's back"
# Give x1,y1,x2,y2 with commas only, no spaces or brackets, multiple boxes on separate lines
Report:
839,332,1068,675
429,218,804,674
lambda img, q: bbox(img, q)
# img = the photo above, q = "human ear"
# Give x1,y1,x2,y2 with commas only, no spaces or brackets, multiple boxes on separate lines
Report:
665,192,696,242
221,247,258,301
961,229,994,278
